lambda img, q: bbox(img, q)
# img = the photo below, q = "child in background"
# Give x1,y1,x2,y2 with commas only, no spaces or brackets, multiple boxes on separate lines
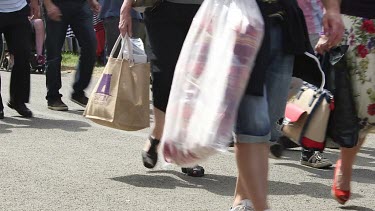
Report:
30,15,46,67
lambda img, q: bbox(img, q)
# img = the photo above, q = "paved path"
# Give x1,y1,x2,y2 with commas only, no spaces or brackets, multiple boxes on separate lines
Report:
0,71,374,211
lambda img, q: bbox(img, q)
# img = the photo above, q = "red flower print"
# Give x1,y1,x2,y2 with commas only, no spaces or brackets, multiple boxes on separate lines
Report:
367,104,375,116
357,45,369,58
361,20,375,34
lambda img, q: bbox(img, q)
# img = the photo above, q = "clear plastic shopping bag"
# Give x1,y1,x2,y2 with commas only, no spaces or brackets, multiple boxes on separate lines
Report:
160,0,264,166
123,38,147,64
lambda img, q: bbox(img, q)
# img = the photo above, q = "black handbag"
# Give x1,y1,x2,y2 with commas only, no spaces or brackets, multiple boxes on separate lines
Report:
325,45,359,148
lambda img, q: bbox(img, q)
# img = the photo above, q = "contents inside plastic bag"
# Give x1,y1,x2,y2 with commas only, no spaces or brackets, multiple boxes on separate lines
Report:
160,0,264,167
122,38,147,64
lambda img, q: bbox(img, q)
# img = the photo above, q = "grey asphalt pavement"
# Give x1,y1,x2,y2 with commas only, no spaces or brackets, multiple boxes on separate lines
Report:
0,71,374,211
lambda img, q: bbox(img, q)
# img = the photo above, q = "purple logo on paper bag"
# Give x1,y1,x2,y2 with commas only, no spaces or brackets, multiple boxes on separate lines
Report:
96,74,112,95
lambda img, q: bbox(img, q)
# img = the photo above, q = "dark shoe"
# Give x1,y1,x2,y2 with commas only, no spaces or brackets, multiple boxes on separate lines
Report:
270,142,284,159
71,94,88,107
300,150,332,169
142,136,160,169
277,136,299,149
228,140,234,147
48,99,68,111
7,102,33,118
181,165,205,177
0,110,4,119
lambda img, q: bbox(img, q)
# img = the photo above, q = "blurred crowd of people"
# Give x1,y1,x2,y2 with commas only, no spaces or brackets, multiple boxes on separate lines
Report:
0,0,374,210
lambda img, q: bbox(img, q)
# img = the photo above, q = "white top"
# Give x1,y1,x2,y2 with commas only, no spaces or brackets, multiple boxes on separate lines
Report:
0,0,27,13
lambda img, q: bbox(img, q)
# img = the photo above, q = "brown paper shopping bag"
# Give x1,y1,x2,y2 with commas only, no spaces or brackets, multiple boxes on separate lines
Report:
84,35,150,131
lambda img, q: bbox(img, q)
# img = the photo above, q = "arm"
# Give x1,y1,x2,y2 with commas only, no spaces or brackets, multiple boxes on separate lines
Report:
88,0,101,14
30,0,40,19
43,0,62,21
119,0,133,36
319,0,344,50
321,0,341,11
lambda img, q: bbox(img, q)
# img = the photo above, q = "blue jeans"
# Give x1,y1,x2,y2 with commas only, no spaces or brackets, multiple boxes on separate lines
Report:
45,1,96,101
236,19,295,144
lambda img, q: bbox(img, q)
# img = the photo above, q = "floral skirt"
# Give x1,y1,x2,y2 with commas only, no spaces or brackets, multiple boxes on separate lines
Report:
343,15,375,138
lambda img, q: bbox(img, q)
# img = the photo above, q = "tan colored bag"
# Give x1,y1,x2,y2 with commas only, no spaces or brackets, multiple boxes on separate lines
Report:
84,35,150,131
282,53,333,150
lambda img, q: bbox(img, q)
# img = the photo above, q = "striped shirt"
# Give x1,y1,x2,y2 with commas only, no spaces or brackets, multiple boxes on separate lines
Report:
297,0,323,34
93,14,104,32
0,0,27,13
66,26,75,38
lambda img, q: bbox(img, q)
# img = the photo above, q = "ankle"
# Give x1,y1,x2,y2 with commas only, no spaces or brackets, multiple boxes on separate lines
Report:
335,166,351,190
233,197,248,208
253,203,269,211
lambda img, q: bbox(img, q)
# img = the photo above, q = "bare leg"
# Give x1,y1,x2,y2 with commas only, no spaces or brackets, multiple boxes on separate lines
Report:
233,142,270,211
141,107,165,169
336,138,366,191
144,107,165,150
33,19,45,56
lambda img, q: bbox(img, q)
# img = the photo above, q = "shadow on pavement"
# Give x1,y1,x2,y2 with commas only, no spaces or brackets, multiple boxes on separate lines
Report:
360,147,375,158
0,116,90,132
269,180,363,200
275,163,374,185
274,162,333,180
340,205,375,211
0,122,12,134
65,109,85,116
110,170,236,196
110,170,363,200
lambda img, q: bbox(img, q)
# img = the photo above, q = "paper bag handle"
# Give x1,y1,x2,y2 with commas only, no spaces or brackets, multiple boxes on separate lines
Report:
110,34,135,63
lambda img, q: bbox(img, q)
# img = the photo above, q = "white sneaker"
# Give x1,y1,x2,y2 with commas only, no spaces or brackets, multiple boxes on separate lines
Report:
230,199,254,211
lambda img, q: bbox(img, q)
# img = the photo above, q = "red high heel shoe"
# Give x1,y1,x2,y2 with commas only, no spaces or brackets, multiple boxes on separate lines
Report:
332,159,351,204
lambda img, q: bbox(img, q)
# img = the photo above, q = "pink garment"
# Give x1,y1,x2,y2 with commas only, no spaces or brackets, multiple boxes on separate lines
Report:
297,0,323,34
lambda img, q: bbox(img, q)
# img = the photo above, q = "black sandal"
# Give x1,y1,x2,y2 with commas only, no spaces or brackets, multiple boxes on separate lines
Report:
181,165,205,177
142,136,160,169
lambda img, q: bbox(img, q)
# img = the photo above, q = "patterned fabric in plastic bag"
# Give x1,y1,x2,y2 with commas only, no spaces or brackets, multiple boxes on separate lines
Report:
161,0,264,166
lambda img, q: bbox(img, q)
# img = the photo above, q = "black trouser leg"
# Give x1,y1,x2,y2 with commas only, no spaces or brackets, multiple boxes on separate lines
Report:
0,74,3,111
3,12,31,104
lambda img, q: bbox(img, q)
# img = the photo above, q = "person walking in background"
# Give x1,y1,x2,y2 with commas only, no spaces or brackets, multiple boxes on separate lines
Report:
0,0,40,118
315,0,375,205
0,71,3,119
0,33,4,118
28,0,46,68
30,15,46,68
43,0,100,111
297,0,324,47
231,0,312,209
30,17,46,67
119,0,206,177
296,0,335,168
5,1,46,72
270,0,333,169
231,0,343,209
99,0,144,60
93,13,105,65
